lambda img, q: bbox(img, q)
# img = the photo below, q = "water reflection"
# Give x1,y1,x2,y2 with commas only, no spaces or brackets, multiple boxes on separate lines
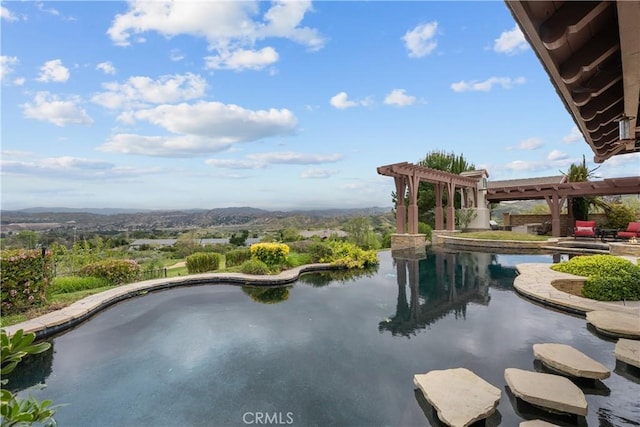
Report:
4,342,54,393
298,265,378,288
379,248,493,338
242,286,290,304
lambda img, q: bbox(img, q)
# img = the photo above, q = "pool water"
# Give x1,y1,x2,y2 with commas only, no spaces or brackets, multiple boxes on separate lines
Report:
12,250,640,426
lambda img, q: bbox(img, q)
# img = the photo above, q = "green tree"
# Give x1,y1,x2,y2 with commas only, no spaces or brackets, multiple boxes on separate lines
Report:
229,230,249,246
562,155,606,222
345,217,381,250
412,150,475,227
15,231,38,250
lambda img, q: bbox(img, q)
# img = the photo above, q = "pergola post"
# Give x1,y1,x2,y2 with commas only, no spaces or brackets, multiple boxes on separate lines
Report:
394,177,407,233
407,173,420,234
435,183,444,231
446,181,456,231
544,192,566,237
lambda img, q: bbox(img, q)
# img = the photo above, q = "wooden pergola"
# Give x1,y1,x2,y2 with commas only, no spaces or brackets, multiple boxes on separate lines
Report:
486,176,640,236
377,162,480,234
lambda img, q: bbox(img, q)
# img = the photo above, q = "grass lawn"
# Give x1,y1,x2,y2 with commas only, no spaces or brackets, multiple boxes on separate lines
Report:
459,231,550,241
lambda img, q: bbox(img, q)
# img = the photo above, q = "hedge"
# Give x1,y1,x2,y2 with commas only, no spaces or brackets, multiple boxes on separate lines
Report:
225,248,252,267
0,249,53,314
186,252,221,274
250,243,289,266
79,259,141,285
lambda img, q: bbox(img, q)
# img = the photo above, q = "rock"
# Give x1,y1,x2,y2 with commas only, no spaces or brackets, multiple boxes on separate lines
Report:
413,368,501,427
615,338,640,368
533,343,610,379
519,420,561,427
504,368,587,416
585,310,640,339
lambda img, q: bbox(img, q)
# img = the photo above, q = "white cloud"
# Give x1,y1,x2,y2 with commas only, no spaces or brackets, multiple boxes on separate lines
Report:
205,47,279,71
96,61,116,75
1,156,161,180
451,76,526,92
402,22,438,58
1,6,18,22
493,25,528,55
384,89,416,107
0,56,19,80
107,1,324,53
300,167,339,179
36,2,75,21
92,73,207,109
101,101,297,156
22,92,93,127
37,59,70,83
508,137,543,151
547,149,568,161
206,151,343,169
13,77,25,86
170,49,185,62
330,92,371,109
562,126,583,144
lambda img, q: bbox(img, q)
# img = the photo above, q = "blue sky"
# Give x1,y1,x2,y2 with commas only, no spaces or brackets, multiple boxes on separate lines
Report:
2,1,638,211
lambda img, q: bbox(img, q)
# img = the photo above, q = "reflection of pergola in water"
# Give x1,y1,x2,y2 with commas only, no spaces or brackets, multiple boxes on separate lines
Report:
379,250,490,338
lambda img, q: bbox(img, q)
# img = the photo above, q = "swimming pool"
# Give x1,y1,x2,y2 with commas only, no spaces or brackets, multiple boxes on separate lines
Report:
12,250,640,426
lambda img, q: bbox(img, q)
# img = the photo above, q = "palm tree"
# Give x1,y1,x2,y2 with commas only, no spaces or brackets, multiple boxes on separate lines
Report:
562,155,607,222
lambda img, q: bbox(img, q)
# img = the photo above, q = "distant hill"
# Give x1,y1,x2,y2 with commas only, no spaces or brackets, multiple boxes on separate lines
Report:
0,206,393,232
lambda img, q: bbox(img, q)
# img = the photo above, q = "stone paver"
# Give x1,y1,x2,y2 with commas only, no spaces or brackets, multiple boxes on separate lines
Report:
614,338,640,368
520,421,561,427
413,368,501,427
504,368,587,416
533,343,610,379
586,310,640,339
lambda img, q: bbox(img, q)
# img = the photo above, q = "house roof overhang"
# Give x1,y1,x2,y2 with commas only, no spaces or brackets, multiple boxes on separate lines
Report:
506,1,640,163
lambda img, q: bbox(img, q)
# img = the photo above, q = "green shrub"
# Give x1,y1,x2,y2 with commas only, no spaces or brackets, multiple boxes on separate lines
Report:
0,249,53,314
286,240,315,254
79,259,141,285
307,241,333,263
583,274,640,301
605,203,637,229
186,252,221,274
285,252,312,267
50,276,112,294
240,259,270,275
551,254,640,301
225,248,252,267
250,243,289,266
418,222,433,240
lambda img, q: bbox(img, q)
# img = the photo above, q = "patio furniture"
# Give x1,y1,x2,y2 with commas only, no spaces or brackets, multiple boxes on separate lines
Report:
598,228,618,242
536,221,552,236
617,222,640,239
573,220,597,239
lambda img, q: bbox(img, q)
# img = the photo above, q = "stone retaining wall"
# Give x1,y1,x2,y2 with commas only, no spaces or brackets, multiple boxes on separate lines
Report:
610,243,640,257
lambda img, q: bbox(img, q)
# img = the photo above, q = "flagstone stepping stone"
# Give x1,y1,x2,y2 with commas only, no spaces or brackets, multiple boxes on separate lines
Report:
533,343,610,379
520,420,561,427
504,368,587,416
585,310,640,339
615,338,640,369
413,368,501,427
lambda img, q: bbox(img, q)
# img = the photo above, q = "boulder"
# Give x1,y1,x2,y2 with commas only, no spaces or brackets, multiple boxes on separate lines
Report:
504,368,587,416
413,368,501,427
533,343,610,379
520,420,561,427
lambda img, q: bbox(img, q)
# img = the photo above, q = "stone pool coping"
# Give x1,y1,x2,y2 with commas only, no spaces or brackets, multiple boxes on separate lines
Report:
514,263,640,317
3,262,341,340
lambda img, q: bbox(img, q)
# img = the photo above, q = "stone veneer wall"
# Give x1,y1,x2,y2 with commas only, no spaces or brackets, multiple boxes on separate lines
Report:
390,233,426,249
609,243,640,257
503,213,608,235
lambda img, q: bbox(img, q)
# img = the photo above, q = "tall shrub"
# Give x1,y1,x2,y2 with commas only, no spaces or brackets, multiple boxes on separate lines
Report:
225,248,252,267
79,259,141,285
250,243,289,266
0,249,53,314
186,252,221,274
